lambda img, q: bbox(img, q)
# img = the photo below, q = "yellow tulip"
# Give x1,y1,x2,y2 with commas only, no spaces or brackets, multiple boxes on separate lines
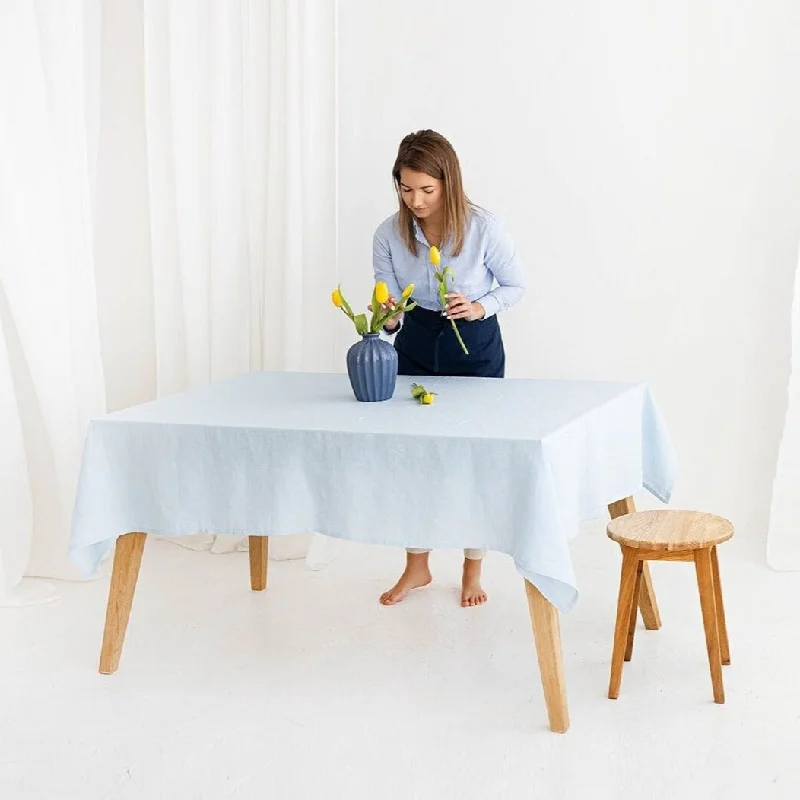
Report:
332,289,343,308
375,281,389,305
429,246,441,266
421,393,435,405
401,283,414,299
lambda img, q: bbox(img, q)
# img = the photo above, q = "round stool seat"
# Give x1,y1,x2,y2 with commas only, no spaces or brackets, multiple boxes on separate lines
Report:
607,510,734,552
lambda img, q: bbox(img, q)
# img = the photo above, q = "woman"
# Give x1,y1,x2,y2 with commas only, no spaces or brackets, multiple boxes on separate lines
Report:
372,129,526,607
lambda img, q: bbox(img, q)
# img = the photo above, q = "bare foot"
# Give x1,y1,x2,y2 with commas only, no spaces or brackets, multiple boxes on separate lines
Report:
461,557,487,607
380,553,432,605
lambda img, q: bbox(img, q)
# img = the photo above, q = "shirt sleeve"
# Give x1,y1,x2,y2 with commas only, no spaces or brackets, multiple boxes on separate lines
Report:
475,216,526,319
372,223,404,301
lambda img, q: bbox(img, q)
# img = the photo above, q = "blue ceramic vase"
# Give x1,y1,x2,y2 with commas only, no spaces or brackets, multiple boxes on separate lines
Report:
346,333,398,402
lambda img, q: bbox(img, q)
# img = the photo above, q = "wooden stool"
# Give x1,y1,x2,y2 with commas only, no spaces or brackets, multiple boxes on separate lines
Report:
606,510,733,703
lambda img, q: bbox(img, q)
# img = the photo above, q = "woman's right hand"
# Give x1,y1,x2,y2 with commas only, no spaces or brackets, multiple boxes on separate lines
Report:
369,295,401,330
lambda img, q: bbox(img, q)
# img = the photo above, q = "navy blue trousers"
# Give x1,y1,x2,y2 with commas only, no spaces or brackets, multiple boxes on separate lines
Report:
394,305,505,378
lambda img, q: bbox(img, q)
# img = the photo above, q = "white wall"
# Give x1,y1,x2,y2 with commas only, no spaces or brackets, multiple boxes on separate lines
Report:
336,0,800,554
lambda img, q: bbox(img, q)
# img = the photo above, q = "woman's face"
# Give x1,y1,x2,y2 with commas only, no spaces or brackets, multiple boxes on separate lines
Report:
398,168,443,222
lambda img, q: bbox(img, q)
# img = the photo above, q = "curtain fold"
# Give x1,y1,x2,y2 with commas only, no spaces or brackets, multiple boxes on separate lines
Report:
0,0,339,604
0,0,106,604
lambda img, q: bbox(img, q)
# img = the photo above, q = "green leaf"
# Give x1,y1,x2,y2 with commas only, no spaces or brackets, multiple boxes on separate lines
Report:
338,286,356,321
374,311,394,330
373,301,396,331
368,285,380,331
354,313,368,335
375,300,417,330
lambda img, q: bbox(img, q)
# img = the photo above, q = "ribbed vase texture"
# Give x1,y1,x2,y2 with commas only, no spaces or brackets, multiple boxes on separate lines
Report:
346,334,398,402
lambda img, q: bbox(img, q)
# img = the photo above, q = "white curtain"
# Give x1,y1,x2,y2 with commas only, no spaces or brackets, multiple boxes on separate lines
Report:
135,0,337,557
0,0,106,605
0,0,338,605
767,243,800,570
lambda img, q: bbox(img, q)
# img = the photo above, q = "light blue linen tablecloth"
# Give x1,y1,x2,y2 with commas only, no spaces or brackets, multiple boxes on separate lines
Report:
69,372,676,612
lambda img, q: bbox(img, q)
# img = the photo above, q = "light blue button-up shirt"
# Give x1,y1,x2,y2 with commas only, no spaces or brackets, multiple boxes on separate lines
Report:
372,207,526,319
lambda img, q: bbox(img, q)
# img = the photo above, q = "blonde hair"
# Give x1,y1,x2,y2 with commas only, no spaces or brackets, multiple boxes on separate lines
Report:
392,130,472,257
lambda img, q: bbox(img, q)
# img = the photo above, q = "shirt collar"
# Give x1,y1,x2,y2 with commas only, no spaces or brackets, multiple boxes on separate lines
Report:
412,218,428,246
412,218,450,253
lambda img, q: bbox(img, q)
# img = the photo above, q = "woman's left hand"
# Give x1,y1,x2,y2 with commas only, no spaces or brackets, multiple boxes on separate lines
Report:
445,293,485,322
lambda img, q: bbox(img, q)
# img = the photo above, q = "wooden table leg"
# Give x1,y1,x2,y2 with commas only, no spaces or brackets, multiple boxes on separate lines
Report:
524,580,569,733
608,497,661,630
248,536,268,591
99,532,147,675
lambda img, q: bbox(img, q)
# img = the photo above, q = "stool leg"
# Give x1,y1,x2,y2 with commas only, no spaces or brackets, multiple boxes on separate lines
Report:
695,547,725,703
638,563,662,630
624,560,644,662
608,498,661,630
711,546,730,665
609,546,640,699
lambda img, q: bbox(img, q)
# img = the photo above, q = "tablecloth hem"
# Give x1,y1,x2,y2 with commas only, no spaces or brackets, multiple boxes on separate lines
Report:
68,528,579,612
644,480,672,505
513,559,578,613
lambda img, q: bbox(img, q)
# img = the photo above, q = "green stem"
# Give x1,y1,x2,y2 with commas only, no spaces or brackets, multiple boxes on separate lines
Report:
450,318,469,355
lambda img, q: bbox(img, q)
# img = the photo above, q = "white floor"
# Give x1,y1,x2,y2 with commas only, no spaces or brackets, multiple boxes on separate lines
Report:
2,529,799,800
